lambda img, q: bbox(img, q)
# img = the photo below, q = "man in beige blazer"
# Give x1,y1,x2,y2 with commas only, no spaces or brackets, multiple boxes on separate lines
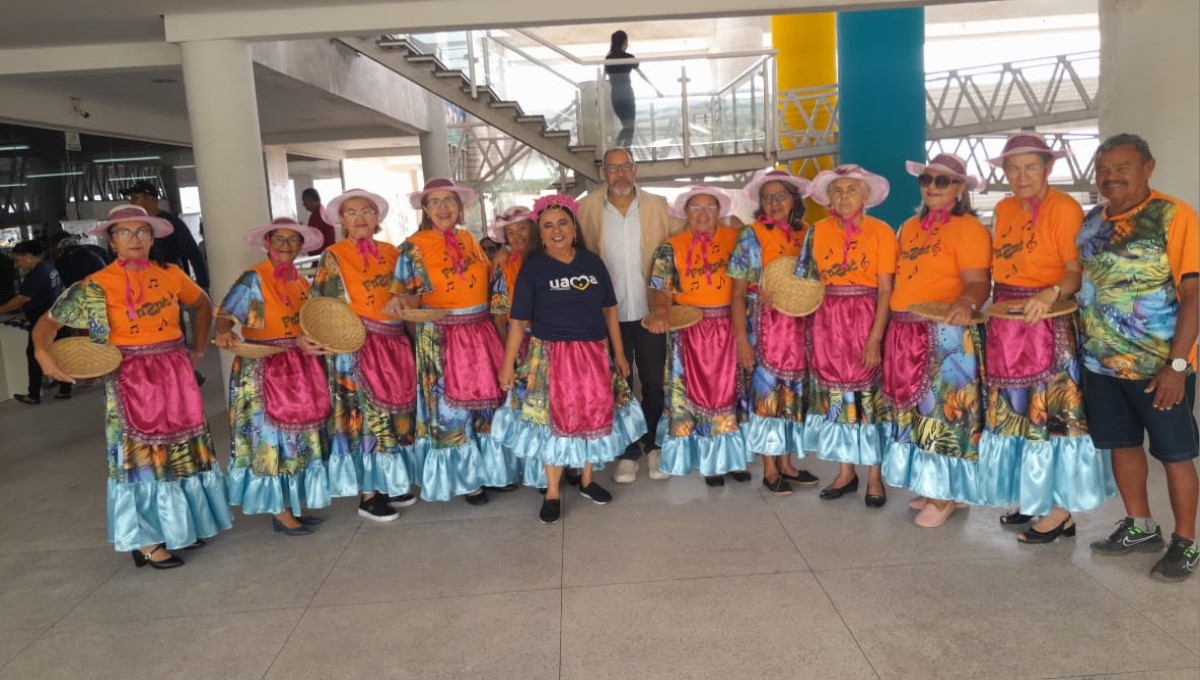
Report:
577,147,680,483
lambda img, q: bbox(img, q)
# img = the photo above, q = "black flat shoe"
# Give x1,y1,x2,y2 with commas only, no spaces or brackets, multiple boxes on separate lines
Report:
705,475,725,487
865,489,887,508
729,471,751,483
181,538,207,550
564,470,582,487
13,394,39,405
465,490,489,506
1000,510,1034,527
484,484,520,492
781,469,819,486
762,475,793,496
539,499,561,524
132,546,183,569
1019,515,1076,544
295,515,325,526
272,517,313,536
819,476,859,500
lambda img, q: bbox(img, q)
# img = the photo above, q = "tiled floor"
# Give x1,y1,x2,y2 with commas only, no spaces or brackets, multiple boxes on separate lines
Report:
0,355,1196,680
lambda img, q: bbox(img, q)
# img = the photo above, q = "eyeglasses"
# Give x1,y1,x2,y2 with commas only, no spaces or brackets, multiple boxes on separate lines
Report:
424,198,459,210
687,205,720,215
760,190,792,205
604,162,635,173
341,208,378,219
111,227,154,240
917,174,963,189
270,235,303,247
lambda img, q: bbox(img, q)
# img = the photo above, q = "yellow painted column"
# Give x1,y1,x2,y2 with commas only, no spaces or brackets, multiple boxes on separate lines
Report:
772,13,837,219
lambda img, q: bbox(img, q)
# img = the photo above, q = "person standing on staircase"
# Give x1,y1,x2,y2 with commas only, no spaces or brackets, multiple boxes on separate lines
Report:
605,30,662,151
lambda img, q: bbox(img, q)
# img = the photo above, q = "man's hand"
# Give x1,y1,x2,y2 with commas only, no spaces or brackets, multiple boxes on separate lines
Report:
1145,364,1188,411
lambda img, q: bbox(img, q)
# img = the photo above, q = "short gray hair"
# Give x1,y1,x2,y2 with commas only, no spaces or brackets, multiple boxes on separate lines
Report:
602,147,635,167
1096,133,1154,163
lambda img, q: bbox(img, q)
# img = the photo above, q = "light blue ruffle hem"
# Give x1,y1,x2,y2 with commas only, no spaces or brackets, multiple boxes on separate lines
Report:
108,469,233,552
414,435,502,502
976,431,1116,516
656,421,751,476
744,413,807,457
805,413,887,466
480,440,524,488
491,400,647,469
882,441,984,505
326,434,412,497
226,462,333,517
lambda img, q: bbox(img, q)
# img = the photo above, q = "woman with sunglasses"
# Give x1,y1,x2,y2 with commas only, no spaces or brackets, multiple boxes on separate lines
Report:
802,165,897,507
32,204,232,569
384,178,508,505
977,133,1114,543
728,170,821,495
215,217,333,535
311,188,417,522
646,186,751,486
882,153,992,528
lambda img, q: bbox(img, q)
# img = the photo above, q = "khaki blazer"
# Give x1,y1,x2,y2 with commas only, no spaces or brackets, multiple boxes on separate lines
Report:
577,186,683,279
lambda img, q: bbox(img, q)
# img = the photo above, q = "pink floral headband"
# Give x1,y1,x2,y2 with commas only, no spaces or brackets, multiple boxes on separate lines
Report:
532,194,580,218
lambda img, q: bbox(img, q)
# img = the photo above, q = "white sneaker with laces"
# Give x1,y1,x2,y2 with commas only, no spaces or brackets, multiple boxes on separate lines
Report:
647,450,669,480
614,459,638,484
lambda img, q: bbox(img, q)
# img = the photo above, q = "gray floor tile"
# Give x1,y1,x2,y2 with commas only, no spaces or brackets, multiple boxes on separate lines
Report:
0,548,121,630
311,514,562,607
561,572,876,680
817,560,1197,679
0,608,302,680
266,590,560,679
562,498,807,587
1054,669,1200,680
0,628,45,669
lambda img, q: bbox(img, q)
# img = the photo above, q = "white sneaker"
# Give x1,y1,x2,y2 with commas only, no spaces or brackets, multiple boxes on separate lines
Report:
614,459,638,484
647,450,669,480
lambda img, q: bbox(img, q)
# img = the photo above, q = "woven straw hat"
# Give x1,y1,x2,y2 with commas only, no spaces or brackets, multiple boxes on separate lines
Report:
394,308,449,323
986,299,1077,321
49,337,122,379
908,301,985,325
761,257,824,317
299,297,367,353
641,305,703,332
219,341,287,359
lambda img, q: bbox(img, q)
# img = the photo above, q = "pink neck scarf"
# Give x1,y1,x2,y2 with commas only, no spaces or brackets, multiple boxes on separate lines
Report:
269,252,300,307
832,208,864,267
920,207,950,234
687,229,715,285
761,216,793,242
354,237,380,270
117,259,150,321
438,227,468,280
1024,195,1044,229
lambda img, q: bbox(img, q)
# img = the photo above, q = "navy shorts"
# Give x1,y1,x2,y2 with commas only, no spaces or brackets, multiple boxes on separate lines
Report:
1083,370,1199,463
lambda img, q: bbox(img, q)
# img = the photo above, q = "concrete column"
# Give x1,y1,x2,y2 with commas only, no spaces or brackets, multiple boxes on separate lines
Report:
1099,0,1198,208
837,8,925,229
711,17,767,91
263,146,293,219
419,93,451,181
179,39,271,381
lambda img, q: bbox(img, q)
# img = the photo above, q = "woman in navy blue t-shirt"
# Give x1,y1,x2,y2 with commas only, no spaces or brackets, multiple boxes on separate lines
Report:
492,194,648,524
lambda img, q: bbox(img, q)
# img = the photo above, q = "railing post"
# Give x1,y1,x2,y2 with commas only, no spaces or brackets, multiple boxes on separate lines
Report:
762,57,773,160
597,66,606,151
481,34,492,92
749,74,757,156
650,100,658,161
466,30,479,99
680,64,690,166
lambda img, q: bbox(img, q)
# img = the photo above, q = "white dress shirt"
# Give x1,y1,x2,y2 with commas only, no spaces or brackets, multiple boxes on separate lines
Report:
601,193,649,322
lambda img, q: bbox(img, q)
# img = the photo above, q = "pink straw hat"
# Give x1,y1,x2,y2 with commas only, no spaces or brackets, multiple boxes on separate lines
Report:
743,169,811,204
327,188,390,225
905,152,980,191
986,132,1070,168
488,206,533,243
243,217,325,253
806,164,890,208
408,177,477,211
89,204,173,238
671,184,733,220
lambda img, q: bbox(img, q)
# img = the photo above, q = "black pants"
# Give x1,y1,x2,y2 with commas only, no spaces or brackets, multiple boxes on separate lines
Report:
618,320,666,459
26,328,71,399
611,83,636,148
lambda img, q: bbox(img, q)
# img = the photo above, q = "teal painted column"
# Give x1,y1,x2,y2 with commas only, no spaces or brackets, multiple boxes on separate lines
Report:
836,8,925,229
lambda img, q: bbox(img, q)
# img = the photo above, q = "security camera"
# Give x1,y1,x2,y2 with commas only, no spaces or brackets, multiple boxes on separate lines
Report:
70,97,91,119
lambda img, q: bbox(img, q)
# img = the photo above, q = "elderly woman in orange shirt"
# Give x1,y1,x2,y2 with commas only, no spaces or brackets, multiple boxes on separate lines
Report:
977,133,1114,543
33,204,232,569
802,165,897,507
384,178,509,504
311,188,417,522
646,185,752,486
882,153,992,528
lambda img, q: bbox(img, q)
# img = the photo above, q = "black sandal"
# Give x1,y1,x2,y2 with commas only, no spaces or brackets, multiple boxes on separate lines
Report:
1018,515,1076,544
999,510,1034,527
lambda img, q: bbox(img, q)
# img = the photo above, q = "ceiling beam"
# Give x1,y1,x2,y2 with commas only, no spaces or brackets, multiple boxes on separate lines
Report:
0,42,180,76
260,126,412,145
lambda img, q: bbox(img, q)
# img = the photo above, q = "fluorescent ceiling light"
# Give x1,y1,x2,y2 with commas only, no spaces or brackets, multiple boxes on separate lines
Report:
92,155,161,163
26,171,83,178
0,182,26,188
0,145,30,152
173,164,195,169
106,176,158,182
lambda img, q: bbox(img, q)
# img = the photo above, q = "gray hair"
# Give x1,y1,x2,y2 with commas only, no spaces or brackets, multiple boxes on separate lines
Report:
1096,133,1154,163
602,147,635,167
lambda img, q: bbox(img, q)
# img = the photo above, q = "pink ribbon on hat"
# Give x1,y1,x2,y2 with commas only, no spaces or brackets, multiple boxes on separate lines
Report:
832,208,864,267
117,259,150,321
354,237,381,270
687,230,715,285
437,227,468,280
269,250,300,308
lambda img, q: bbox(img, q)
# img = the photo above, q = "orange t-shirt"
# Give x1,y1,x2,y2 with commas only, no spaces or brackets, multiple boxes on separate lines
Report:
752,220,809,268
992,188,1083,288
89,262,203,346
241,259,310,341
811,215,897,287
891,213,992,312
661,227,738,307
325,238,399,322
406,228,490,310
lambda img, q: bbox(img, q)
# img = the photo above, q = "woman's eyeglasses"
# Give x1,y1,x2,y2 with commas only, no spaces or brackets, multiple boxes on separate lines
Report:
270,235,304,247
342,208,378,219
424,198,459,209
687,204,720,215
760,190,792,205
111,227,154,241
917,174,963,189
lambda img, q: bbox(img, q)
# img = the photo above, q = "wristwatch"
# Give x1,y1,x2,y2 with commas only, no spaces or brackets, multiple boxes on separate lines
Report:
1049,284,1062,301
1169,358,1189,373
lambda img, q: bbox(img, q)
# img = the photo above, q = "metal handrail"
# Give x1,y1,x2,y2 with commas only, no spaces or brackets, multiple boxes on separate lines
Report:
511,28,776,66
